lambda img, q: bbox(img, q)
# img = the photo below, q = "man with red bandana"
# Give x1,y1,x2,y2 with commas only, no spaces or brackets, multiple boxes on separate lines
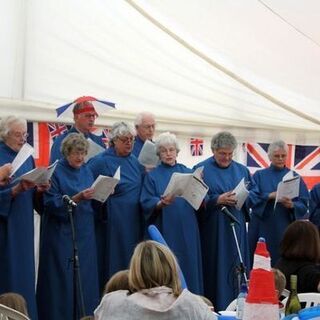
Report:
50,101,106,163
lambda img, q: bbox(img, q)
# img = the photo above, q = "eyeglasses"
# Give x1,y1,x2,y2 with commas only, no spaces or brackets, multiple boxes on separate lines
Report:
159,147,176,154
117,136,135,144
9,131,29,139
81,113,97,119
141,124,155,130
273,154,287,159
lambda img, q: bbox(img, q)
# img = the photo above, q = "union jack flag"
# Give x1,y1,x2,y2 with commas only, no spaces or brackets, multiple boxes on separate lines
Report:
101,128,111,147
47,123,68,140
244,142,320,189
190,138,204,156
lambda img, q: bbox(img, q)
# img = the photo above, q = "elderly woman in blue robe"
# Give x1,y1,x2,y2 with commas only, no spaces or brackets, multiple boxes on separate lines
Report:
140,132,203,294
0,116,49,320
194,131,253,311
248,140,309,267
37,133,99,320
87,121,144,289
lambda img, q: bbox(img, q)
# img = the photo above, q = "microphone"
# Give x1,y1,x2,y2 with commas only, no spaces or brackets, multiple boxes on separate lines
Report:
62,195,77,208
221,206,240,225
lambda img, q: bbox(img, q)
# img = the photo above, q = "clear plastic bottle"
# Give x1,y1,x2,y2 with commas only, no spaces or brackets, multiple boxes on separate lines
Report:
236,283,248,319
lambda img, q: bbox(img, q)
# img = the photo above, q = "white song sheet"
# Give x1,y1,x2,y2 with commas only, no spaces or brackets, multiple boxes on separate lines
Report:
10,143,34,177
233,178,249,210
85,138,105,162
274,171,300,208
15,160,58,184
163,167,208,210
91,166,120,203
138,140,159,167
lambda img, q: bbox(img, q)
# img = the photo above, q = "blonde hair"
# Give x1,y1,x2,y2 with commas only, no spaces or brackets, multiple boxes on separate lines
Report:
104,270,129,295
129,241,182,297
0,292,29,316
272,268,286,298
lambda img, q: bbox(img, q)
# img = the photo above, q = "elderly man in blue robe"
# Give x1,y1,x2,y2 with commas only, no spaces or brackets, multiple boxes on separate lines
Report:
140,132,203,294
248,140,309,267
194,131,253,311
50,101,105,163
0,116,50,320
132,112,156,157
88,121,145,289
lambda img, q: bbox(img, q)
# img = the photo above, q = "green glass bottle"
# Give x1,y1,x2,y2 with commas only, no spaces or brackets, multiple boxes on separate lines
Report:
285,274,301,315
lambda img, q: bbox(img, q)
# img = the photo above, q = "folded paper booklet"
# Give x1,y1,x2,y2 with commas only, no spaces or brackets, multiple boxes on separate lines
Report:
233,177,249,210
85,138,105,162
91,166,120,203
163,166,208,210
15,160,58,184
138,140,159,168
274,171,300,209
10,143,34,177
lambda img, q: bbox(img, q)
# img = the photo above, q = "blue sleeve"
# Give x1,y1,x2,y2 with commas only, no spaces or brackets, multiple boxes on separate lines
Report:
0,188,14,218
248,171,270,218
140,173,161,222
292,175,309,219
43,173,69,222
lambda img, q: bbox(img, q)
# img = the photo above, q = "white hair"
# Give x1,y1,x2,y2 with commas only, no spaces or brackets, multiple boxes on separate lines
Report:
109,121,135,145
211,131,237,151
134,112,155,127
155,132,180,155
267,140,288,158
0,116,27,142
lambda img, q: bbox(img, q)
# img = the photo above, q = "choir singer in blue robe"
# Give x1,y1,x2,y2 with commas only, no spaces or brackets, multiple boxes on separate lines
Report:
194,131,252,311
0,116,50,320
37,133,99,320
87,121,144,288
248,140,309,267
140,132,203,294
309,183,320,229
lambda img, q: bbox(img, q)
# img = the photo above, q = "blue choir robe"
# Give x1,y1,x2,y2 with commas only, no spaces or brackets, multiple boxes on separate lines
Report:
140,162,203,294
87,147,144,286
50,127,105,163
0,142,38,320
310,183,320,228
194,157,252,311
37,159,99,320
248,165,309,267
132,135,144,157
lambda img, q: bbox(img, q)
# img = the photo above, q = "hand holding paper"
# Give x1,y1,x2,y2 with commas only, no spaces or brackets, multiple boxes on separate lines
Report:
274,171,300,208
91,166,120,203
163,167,208,210
232,178,250,210
10,143,34,177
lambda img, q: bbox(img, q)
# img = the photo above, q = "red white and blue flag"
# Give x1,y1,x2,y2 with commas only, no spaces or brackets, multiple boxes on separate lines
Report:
101,128,111,147
190,138,204,156
245,142,320,189
47,123,68,140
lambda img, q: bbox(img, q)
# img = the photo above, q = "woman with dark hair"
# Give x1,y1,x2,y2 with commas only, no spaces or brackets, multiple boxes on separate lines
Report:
275,220,320,293
95,241,215,320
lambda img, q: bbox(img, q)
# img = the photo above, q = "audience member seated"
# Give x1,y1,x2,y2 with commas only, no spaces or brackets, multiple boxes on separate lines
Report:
95,240,216,320
275,220,320,293
103,270,130,295
0,292,29,317
272,268,287,299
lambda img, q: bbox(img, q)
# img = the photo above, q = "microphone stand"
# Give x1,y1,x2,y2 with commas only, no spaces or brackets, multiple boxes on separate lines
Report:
66,202,86,320
228,218,248,293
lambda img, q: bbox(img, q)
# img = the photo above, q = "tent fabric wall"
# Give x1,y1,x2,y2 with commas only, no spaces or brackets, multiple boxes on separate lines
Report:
0,0,320,145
